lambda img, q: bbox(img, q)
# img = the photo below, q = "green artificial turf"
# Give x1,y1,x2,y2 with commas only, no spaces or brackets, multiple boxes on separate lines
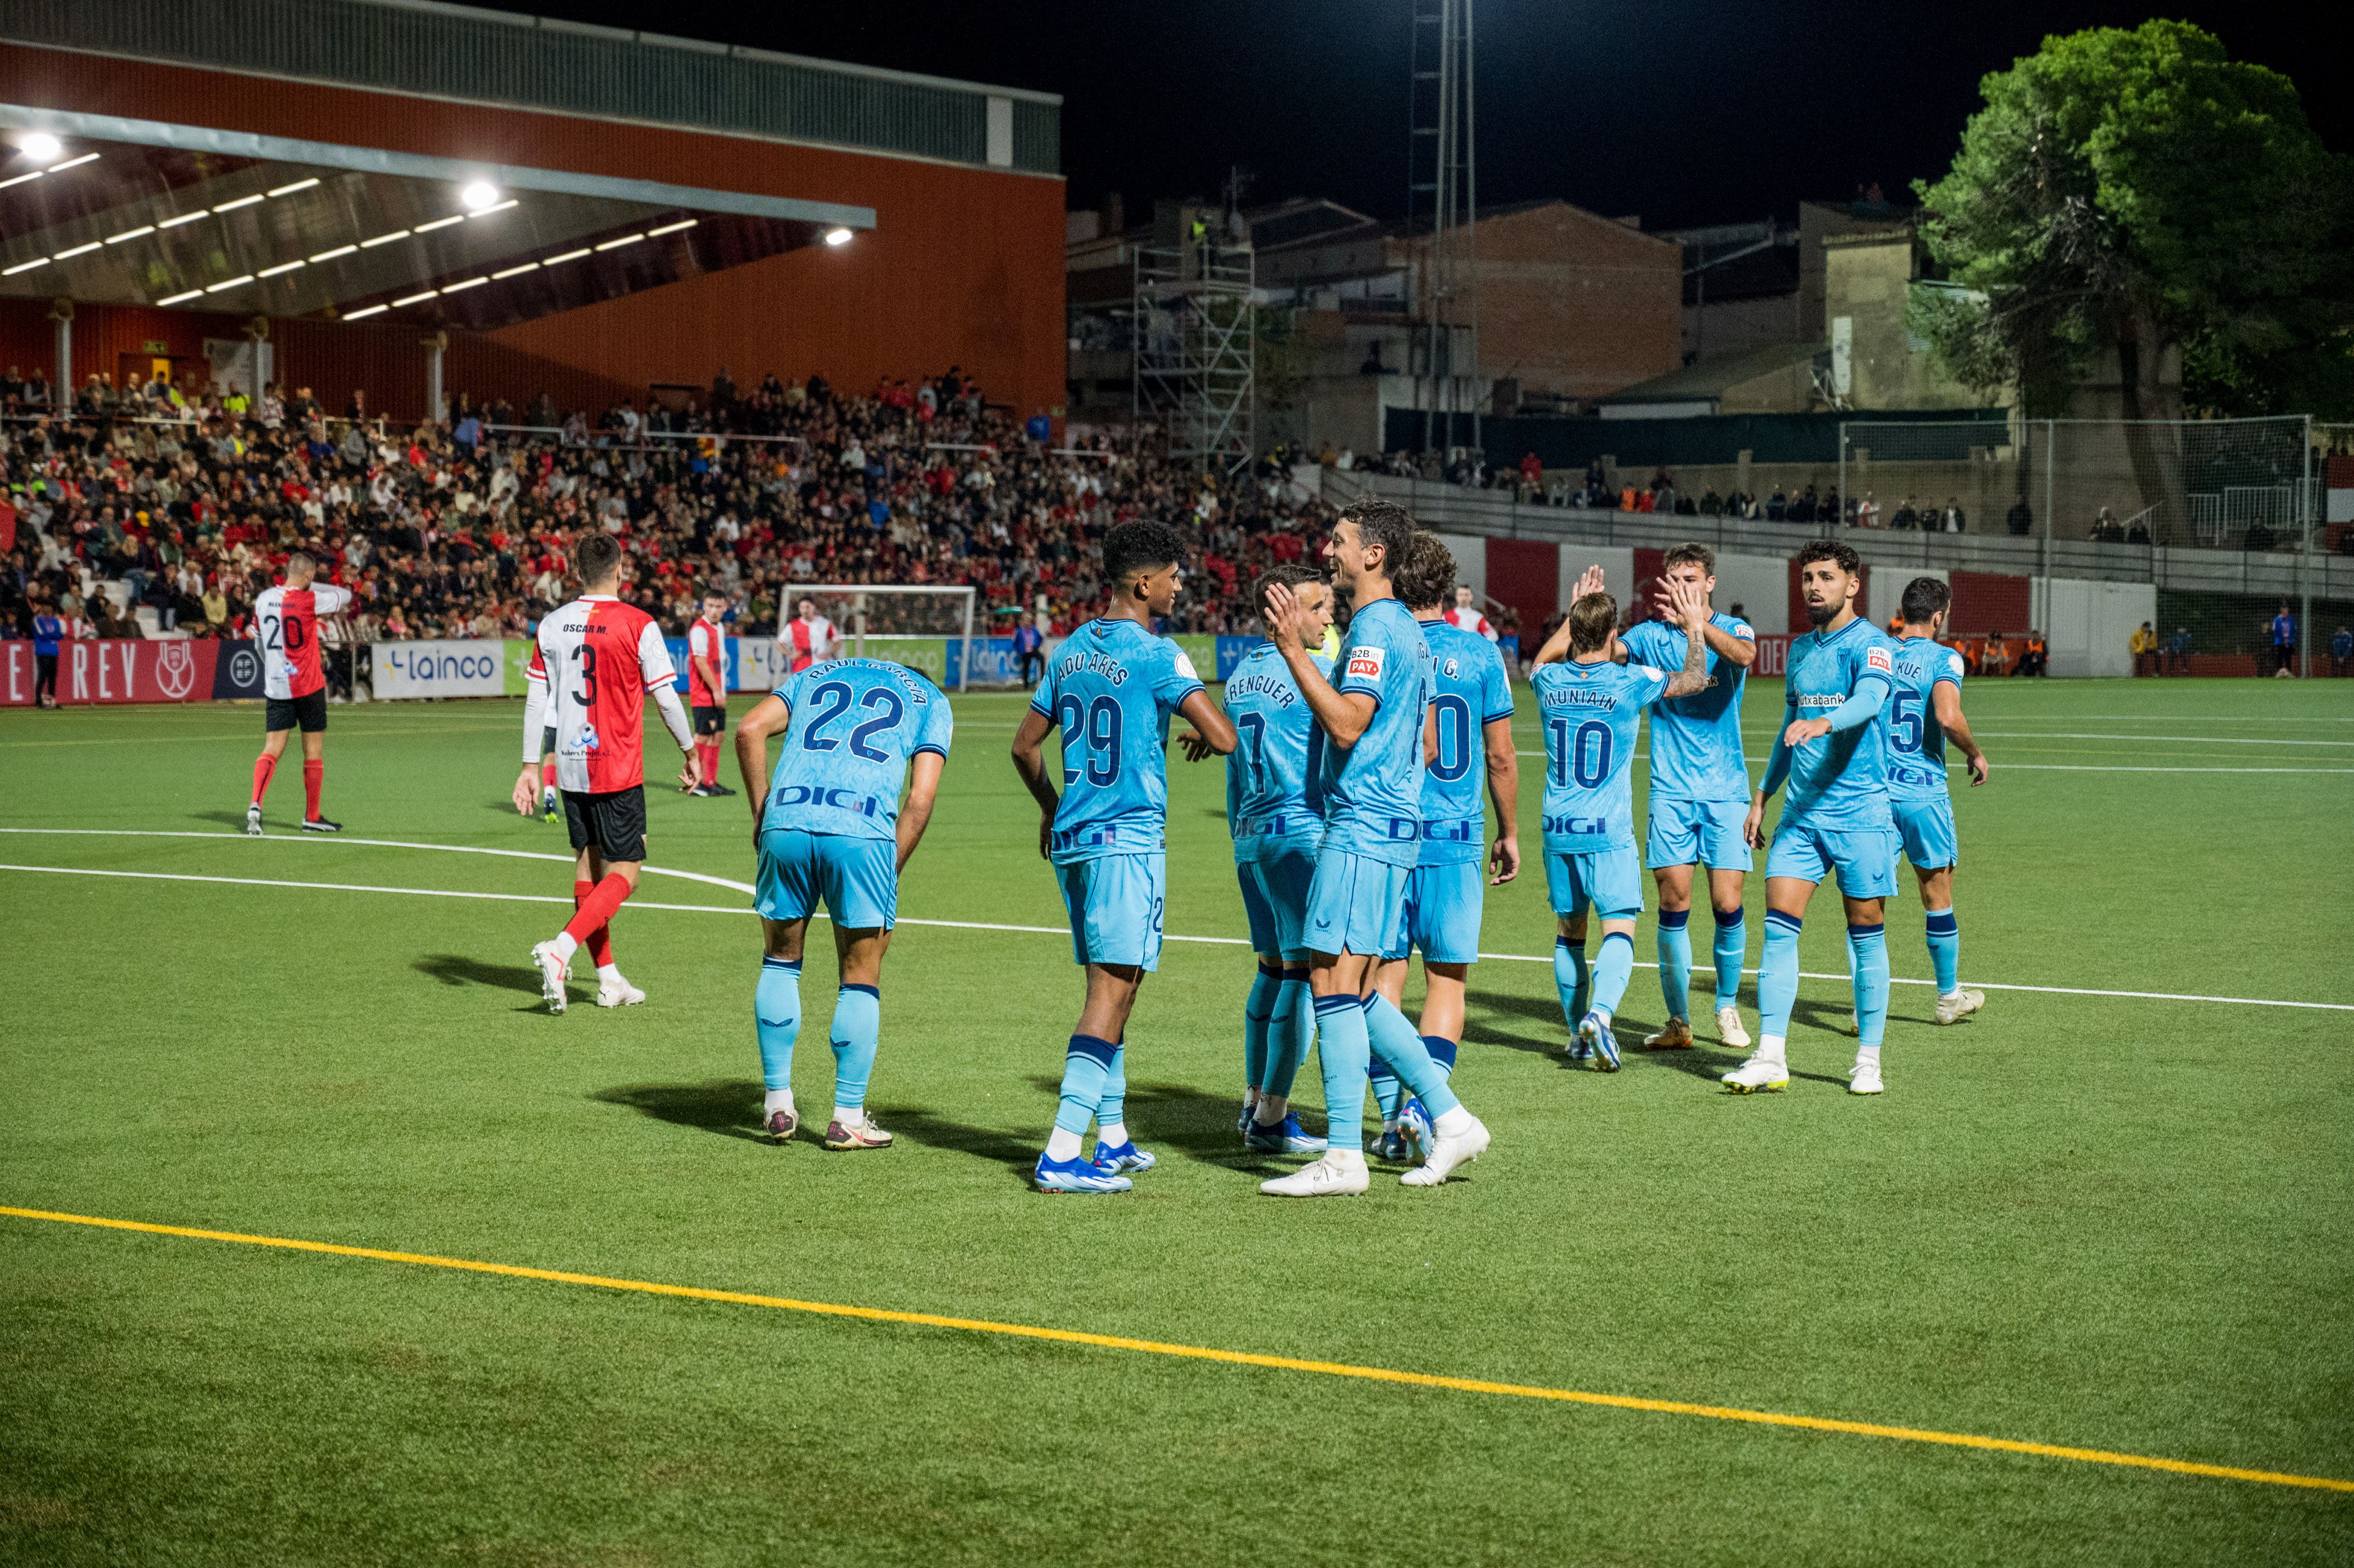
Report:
2,677,2350,1565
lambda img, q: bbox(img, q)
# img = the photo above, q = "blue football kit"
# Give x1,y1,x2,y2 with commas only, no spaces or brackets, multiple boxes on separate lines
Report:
1224,641,1331,962
751,657,953,1127
1032,617,1204,972
1297,595,1463,1154
1621,611,1754,870
1388,618,1513,966
755,658,954,930
1620,609,1755,1022
1753,610,1899,1060
1533,657,1670,921
1763,616,1899,898
1886,635,1966,870
1887,633,1970,997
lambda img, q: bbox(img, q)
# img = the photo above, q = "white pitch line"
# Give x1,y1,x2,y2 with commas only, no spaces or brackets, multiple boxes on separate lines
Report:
1,855,2345,1013
1970,732,2354,747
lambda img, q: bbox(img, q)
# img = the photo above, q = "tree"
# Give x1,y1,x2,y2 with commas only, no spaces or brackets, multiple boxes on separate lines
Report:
1915,22,2353,424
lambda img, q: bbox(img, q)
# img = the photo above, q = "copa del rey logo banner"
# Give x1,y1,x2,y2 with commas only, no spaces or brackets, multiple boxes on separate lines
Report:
0,638,264,705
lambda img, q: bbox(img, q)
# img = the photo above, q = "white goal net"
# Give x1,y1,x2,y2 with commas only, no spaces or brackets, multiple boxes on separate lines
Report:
761,584,980,692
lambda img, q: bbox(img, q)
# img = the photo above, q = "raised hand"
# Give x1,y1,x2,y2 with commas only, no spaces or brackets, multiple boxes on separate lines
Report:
1572,563,1606,602
1261,581,1303,652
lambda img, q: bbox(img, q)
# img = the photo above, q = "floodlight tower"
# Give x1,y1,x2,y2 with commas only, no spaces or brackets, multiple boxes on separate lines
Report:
1407,0,1479,459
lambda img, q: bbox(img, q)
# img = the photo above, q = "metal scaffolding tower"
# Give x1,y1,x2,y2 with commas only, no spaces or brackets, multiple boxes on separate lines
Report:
1406,0,1478,457
1133,204,1255,475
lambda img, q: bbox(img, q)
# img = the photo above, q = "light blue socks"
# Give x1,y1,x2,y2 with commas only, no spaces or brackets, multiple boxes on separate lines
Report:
1711,905,1746,1010
1759,910,1802,1040
1591,930,1635,1018
1554,936,1590,1025
755,958,802,1092
1263,975,1314,1098
1925,908,1960,994
1244,962,1281,1092
829,984,879,1113
1657,909,1692,1018
1361,993,1460,1119
1849,924,1890,1048
1314,995,1370,1152
1055,1034,1117,1138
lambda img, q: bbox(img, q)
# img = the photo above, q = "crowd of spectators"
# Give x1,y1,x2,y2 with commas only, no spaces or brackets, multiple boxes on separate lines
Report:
0,364,1360,655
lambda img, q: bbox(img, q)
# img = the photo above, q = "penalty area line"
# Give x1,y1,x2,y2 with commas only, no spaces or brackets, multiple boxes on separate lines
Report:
2,1204,2346,1495
0,861,2342,1012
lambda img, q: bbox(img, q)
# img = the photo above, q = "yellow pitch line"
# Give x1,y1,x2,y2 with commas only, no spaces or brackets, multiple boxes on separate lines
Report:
5,1203,2348,1495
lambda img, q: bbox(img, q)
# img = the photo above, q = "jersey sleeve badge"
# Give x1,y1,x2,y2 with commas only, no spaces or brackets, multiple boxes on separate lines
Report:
1346,645,1385,679
1866,645,1893,674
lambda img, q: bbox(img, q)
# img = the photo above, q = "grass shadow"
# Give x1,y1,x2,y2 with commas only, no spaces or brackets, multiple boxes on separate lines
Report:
878,1106,1046,1186
590,1079,768,1144
415,953,546,996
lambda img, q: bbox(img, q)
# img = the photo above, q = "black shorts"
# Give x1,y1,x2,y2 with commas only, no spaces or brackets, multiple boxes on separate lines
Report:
563,786,648,863
265,690,328,734
692,704,728,736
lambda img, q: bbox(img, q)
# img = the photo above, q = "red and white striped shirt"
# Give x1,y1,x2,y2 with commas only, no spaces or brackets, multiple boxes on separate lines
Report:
525,595,678,794
779,614,837,674
1443,605,1497,643
253,584,352,700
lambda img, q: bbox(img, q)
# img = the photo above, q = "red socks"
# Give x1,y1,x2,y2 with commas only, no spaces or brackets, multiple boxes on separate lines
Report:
251,753,277,806
565,873,631,952
303,759,323,820
571,879,615,968
540,760,556,792
698,740,722,790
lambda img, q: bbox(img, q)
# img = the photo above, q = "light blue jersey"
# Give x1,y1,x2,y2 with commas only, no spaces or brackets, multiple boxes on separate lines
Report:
1031,617,1204,864
1886,635,1966,802
1223,642,1332,863
1416,617,1515,867
1317,597,1435,868
1779,616,1897,828
766,658,953,838
1533,658,1671,853
1621,611,1753,802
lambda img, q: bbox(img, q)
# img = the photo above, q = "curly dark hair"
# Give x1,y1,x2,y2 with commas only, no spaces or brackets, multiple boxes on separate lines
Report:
1101,519,1188,593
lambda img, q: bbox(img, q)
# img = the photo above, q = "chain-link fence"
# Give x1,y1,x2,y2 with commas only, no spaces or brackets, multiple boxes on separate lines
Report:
1841,416,2347,675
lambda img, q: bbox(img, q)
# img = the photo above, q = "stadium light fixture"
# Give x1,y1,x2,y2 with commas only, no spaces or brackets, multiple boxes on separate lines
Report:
393,289,438,306
157,212,208,229
258,260,305,278
594,232,644,252
53,241,101,259
309,245,358,263
0,171,41,191
647,218,698,237
211,194,265,213
17,132,60,163
360,230,411,248
543,247,591,265
441,276,488,293
267,177,321,198
104,226,156,245
461,181,501,211
413,215,465,233
490,261,539,279
205,275,256,293
825,227,853,246
2,257,50,276
465,199,518,219
156,288,202,305
342,304,388,320
46,153,98,173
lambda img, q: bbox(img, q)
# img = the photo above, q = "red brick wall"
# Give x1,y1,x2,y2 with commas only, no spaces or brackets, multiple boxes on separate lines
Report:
0,44,1066,421
1945,570,2031,636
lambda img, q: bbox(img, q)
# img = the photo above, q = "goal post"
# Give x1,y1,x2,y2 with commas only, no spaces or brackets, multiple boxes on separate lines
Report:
781,584,980,691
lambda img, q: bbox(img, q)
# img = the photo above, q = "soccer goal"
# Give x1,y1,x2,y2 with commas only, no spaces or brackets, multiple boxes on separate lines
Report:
777,584,982,691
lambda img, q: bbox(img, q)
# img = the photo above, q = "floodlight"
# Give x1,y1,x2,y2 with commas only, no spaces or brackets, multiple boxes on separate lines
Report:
825,227,854,247
461,181,501,211
18,132,60,163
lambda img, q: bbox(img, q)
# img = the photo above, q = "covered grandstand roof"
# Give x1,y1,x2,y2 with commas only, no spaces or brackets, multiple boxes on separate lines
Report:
0,0,1060,175
0,104,874,331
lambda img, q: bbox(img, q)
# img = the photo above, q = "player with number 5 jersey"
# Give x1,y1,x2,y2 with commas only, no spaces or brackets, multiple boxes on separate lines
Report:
1888,576,1991,1028
734,656,954,1151
1012,521,1235,1193
1528,574,1711,1069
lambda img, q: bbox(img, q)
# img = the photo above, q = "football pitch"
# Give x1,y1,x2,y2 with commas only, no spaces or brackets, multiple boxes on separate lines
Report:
3,676,2351,1565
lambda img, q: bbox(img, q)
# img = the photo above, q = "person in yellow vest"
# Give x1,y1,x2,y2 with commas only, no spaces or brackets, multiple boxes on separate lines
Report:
2128,622,2156,676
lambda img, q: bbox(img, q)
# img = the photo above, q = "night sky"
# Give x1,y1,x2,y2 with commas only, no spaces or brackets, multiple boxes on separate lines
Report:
483,1,2347,230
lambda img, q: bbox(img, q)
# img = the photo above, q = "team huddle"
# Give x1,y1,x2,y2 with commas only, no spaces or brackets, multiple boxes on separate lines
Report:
503,499,1990,1194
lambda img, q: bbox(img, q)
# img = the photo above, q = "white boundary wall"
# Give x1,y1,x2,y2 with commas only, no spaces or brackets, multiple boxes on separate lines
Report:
2032,578,2156,678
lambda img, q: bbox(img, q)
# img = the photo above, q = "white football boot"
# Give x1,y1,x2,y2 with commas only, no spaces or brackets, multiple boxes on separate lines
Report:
596,971,647,1008
1934,989,1985,1025
1715,1005,1751,1049
1720,1055,1789,1093
1401,1115,1489,1186
1849,1059,1885,1095
1260,1153,1370,1197
529,940,569,1014
244,804,263,837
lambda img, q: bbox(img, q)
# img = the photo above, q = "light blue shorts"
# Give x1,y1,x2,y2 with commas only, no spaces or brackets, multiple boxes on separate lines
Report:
1385,861,1485,965
1891,796,1958,870
1645,796,1753,872
1237,840,1320,961
1543,844,1644,920
1764,819,1900,899
756,829,897,930
1303,846,1412,959
1057,852,1166,971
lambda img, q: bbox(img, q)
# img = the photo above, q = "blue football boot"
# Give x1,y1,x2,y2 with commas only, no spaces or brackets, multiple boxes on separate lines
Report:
1243,1112,1327,1155
1094,1139,1157,1173
1034,1152,1133,1193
